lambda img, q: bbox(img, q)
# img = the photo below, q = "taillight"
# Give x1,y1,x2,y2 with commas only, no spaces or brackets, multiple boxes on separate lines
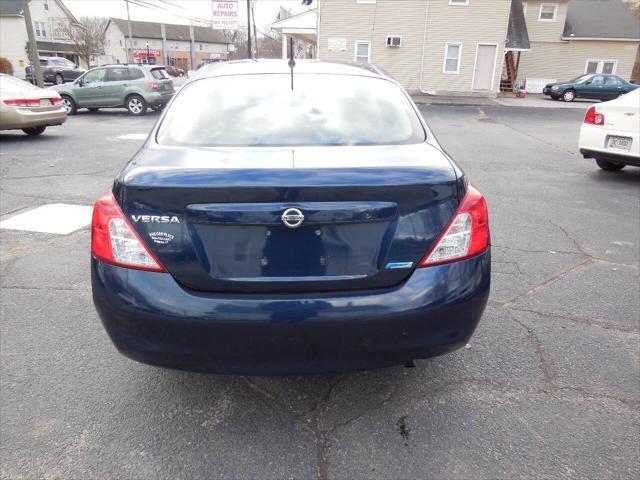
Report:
420,185,489,267
91,192,165,272
584,106,605,125
145,80,159,91
4,98,41,107
51,97,62,105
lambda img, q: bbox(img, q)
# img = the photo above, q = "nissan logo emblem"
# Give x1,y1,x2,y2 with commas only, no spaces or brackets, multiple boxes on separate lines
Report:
281,208,305,229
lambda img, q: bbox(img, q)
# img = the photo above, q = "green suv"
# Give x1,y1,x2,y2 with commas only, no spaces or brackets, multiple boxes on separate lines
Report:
52,64,175,116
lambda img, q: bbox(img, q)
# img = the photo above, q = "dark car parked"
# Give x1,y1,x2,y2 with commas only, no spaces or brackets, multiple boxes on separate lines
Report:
25,56,85,85
543,74,639,102
91,60,491,375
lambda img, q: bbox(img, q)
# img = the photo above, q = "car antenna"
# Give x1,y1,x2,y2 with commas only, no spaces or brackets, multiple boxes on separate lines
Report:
288,37,295,90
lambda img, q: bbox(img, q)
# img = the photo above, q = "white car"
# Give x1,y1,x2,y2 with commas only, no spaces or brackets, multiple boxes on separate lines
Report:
579,88,640,171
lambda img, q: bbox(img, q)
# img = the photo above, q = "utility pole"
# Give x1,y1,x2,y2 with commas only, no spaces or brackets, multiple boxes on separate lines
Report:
20,0,43,87
251,0,258,57
246,0,252,58
126,0,133,62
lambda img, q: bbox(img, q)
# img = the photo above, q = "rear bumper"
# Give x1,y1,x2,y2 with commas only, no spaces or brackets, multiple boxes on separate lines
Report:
144,90,175,106
579,124,640,165
92,250,491,374
0,106,67,130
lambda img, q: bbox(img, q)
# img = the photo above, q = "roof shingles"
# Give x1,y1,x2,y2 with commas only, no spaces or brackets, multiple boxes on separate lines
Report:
109,18,228,44
563,0,640,40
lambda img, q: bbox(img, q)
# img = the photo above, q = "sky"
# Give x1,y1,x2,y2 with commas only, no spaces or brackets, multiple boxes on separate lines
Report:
64,0,310,32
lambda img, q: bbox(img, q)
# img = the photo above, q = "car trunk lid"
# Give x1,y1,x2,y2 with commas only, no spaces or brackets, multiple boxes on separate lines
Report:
115,143,461,293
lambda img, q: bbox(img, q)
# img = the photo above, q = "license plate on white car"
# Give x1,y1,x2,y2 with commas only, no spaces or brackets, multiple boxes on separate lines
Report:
607,136,632,151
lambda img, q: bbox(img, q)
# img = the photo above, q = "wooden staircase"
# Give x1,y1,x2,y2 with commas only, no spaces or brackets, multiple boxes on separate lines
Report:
500,51,520,93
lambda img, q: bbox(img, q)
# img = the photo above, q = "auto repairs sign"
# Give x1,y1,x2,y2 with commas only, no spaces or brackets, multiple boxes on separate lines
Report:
212,1,238,30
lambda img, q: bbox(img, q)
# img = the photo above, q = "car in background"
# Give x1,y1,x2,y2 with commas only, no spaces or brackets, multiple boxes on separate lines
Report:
25,56,85,85
52,64,175,116
579,89,639,171
165,65,185,77
543,74,639,102
90,60,491,374
0,74,66,135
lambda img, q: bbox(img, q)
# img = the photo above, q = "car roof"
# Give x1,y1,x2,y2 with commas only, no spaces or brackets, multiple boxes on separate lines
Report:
195,59,393,81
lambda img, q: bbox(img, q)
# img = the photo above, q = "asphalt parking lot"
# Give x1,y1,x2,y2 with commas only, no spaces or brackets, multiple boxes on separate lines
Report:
1,104,638,479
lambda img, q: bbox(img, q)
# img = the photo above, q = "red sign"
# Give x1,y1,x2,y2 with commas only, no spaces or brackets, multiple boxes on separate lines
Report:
132,48,161,57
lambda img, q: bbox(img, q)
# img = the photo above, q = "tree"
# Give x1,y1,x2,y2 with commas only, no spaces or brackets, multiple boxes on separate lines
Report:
61,17,108,68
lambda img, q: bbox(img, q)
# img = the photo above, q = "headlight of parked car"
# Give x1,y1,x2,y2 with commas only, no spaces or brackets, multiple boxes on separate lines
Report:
551,86,560,91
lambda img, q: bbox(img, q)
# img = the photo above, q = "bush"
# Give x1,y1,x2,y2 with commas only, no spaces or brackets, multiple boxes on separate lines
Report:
0,57,14,75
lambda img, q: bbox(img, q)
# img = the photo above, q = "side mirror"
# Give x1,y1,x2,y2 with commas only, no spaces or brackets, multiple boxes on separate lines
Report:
74,64,78,69
585,80,592,85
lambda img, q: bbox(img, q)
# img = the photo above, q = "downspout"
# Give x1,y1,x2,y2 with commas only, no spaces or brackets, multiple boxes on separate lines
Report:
418,0,432,94
316,0,321,60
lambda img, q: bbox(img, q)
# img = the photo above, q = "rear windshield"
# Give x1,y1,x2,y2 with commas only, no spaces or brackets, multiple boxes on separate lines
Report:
156,74,426,147
151,68,170,80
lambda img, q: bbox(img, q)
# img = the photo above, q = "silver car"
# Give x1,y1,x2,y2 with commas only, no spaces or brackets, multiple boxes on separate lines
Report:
0,74,67,135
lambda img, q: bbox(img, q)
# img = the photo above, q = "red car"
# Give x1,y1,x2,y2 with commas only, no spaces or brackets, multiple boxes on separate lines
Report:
164,65,185,77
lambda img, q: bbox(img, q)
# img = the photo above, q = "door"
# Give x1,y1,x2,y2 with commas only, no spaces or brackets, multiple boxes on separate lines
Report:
581,75,606,99
102,66,130,106
74,68,106,107
473,44,497,91
602,76,624,100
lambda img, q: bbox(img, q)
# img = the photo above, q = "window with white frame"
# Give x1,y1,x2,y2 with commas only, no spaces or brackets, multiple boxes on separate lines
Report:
585,59,617,75
34,21,46,37
538,3,558,21
354,41,371,63
44,0,49,10
449,0,469,5
443,43,462,73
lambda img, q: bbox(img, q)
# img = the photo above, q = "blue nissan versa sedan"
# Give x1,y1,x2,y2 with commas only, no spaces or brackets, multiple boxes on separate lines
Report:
91,60,491,374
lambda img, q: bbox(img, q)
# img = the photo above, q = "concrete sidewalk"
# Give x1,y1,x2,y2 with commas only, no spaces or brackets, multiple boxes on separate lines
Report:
413,93,593,109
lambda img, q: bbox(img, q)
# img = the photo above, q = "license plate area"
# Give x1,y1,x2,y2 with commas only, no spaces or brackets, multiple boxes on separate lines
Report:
606,135,632,152
40,99,51,106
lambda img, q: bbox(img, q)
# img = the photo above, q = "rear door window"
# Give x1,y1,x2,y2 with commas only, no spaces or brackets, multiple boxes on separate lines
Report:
128,68,145,80
150,68,170,80
105,67,129,82
157,74,426,147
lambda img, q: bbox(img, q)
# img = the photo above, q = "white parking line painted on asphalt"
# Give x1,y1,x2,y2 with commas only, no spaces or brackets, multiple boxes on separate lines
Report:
0,204,93,235
117,133,148,140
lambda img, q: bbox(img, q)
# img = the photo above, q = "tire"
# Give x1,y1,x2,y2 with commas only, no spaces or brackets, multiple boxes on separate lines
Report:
562,89,576,102
126,94,147,116
55,73,64,85
60,95,77,115
22,125,46,136
595,159,625,172
150,104,164,112
87,108,99,112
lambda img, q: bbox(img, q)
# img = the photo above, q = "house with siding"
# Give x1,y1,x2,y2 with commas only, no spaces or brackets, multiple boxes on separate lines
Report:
318,0,514,95
516,0,640,91
0,0,81,79
316,0,639,95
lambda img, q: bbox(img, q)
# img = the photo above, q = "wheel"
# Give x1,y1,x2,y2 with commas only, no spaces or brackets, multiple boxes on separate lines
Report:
60,95,76,114
595,159,625,172
150,104,164,112
22,125,46,136
60,95,77,115
126,95,147,116
55,73,64,85
87,108,99,112
562,89,576,102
